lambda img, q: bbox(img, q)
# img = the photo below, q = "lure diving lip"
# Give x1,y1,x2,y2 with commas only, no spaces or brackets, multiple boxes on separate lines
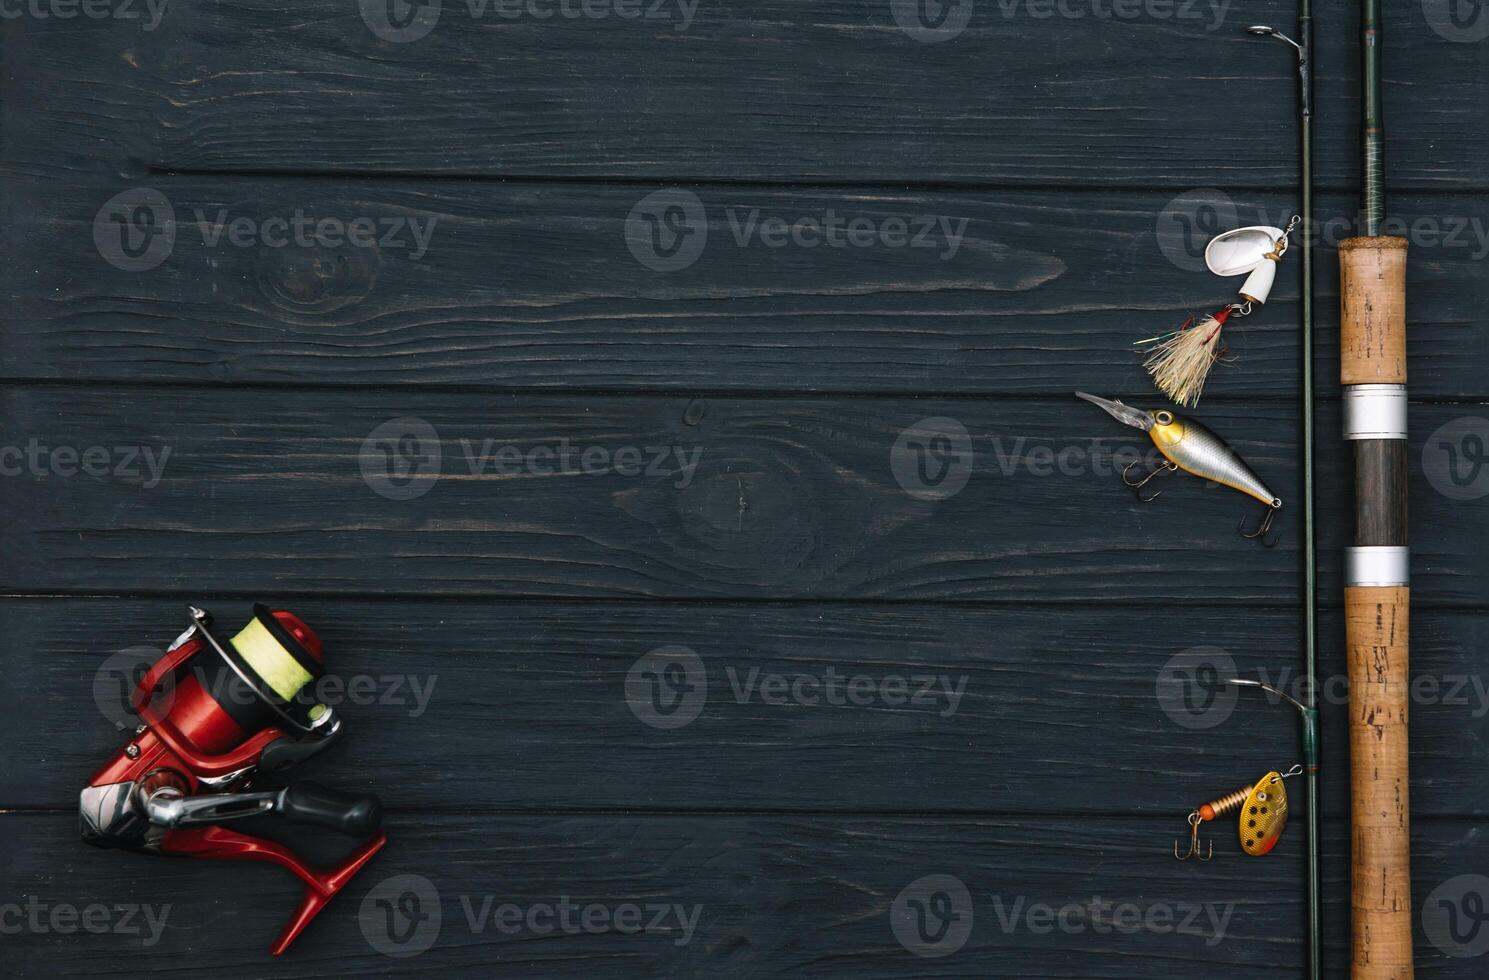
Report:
1075,391,1283,543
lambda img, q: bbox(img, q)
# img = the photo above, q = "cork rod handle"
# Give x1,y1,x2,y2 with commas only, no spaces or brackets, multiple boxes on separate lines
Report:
1345,586,1413,978
1339,236,1408,386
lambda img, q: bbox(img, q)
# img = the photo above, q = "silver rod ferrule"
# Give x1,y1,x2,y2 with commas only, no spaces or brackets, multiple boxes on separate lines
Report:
1343,384,1408,441
1345,545,1410,587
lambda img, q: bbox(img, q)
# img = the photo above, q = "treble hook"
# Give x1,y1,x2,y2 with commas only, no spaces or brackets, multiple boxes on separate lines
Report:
1122,459,1178,503
1238,498,1282,547
1174,811,1213,862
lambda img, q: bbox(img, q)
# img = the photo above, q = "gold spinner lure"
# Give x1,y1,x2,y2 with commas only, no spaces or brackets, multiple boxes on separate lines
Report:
1075,392,1283,545
1175,766,1302,861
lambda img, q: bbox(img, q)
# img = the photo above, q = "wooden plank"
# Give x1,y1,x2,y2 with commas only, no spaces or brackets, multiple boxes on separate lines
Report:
2,1,1484,189
8,176,1489,397
11,596,1489,815
0,387,1485,603
3,812,1485,976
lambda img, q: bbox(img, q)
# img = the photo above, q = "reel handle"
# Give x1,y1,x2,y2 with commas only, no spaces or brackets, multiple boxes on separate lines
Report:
279,781,383,838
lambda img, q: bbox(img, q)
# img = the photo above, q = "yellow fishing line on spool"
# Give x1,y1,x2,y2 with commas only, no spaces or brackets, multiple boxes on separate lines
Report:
230,616,315,702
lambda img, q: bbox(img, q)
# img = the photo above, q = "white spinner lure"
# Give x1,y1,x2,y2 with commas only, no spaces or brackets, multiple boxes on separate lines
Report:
1139,215,1300,407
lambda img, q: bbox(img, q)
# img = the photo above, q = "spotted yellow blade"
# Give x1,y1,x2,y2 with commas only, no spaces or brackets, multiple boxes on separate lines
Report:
1239,771,1289,856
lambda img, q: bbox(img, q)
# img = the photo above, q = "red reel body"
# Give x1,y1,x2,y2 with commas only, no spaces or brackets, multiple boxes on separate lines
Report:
81,605,387,955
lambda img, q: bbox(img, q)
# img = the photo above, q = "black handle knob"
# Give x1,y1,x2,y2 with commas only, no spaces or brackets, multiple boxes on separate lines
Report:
279,781,383,837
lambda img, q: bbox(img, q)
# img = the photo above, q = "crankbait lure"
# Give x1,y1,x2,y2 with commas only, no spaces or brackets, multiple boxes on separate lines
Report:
1074,391,1282,544
1175,766,1302,860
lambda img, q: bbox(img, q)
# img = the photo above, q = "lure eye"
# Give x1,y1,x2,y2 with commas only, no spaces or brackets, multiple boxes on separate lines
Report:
1155,411,1173,425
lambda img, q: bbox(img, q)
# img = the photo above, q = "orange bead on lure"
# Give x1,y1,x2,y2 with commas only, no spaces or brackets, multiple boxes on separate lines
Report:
1175,766,1302,861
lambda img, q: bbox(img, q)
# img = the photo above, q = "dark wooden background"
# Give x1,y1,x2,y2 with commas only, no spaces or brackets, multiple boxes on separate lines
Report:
2,1,1487,975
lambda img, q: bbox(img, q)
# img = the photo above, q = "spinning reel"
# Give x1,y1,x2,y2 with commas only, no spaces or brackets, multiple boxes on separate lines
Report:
80,604,387,954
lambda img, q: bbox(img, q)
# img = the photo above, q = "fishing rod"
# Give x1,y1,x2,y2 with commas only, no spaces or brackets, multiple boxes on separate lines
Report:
1246,10,1321,978
1339,0,1414,975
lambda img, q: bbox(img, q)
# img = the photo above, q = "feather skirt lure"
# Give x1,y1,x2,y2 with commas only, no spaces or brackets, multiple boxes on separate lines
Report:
1139,306,1233,408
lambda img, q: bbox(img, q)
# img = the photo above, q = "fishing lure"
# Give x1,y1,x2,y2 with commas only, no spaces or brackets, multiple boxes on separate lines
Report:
1075,391,1282,544
1139,217,1299,407
1175,765,1302,860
